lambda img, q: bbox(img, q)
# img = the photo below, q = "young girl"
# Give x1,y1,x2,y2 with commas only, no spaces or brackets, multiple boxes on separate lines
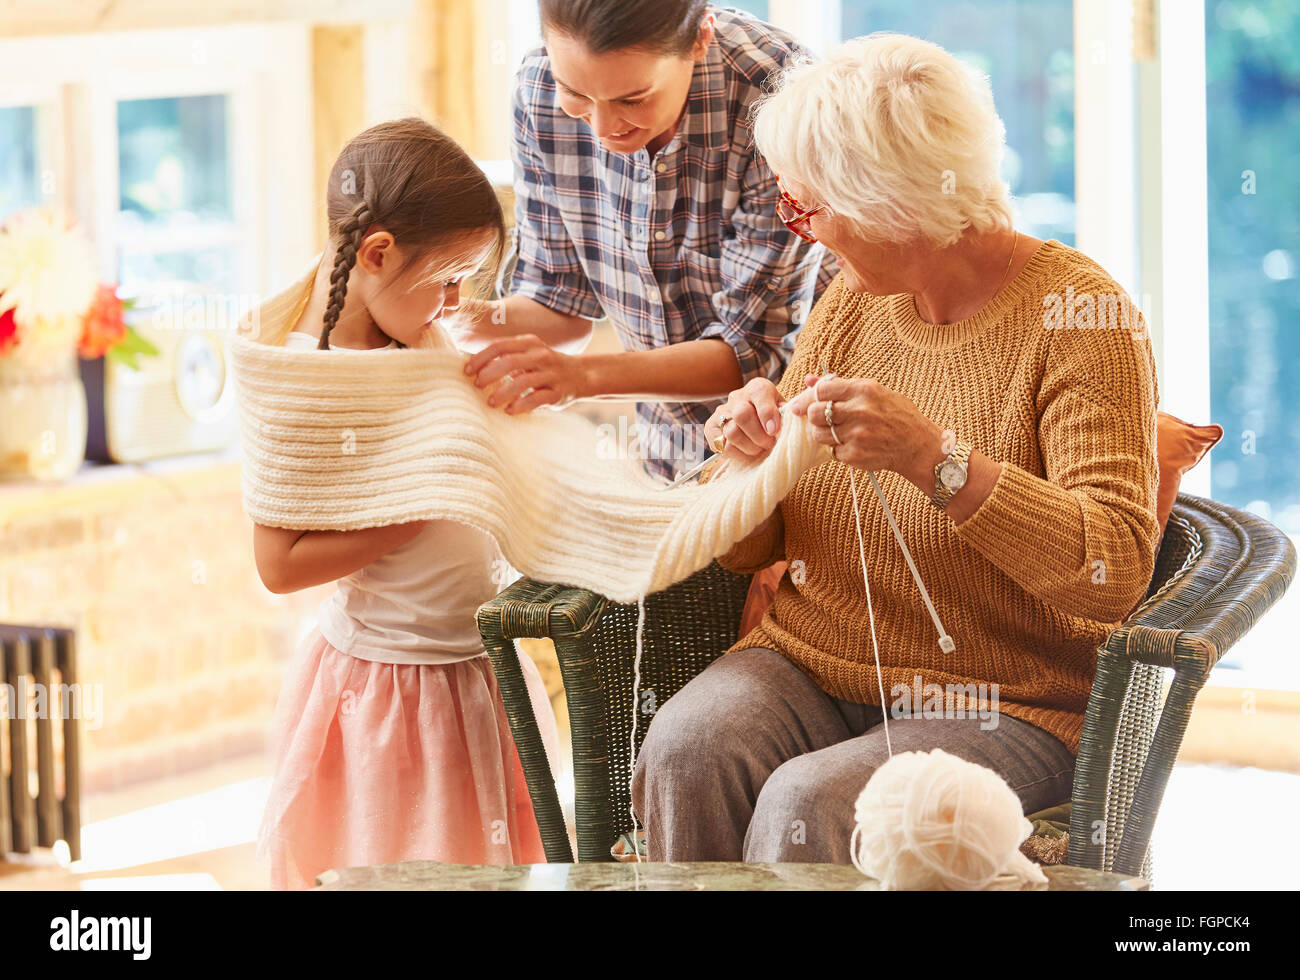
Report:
253,118,560,890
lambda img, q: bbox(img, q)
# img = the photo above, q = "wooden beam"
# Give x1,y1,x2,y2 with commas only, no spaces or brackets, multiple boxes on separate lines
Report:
0,0,412,38
409,0,513,160
410,0,478,154
312,24,366,248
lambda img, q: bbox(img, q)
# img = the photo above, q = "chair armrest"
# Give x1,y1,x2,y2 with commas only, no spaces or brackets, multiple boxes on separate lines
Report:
476,576,607,645
1104,494,1296,682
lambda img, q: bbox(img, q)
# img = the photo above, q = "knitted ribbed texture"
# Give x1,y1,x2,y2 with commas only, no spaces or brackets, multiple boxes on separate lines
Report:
721,241,1162,755
231,267,832,604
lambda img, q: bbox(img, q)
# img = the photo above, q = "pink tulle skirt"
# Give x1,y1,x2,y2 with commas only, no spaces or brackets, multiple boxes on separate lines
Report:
258,629,560,890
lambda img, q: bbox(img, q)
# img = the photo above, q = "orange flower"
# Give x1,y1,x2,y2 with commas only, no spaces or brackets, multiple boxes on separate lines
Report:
78,284,128,359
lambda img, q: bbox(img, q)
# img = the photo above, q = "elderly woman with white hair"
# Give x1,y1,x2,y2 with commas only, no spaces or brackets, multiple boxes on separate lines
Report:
631,33,1161,864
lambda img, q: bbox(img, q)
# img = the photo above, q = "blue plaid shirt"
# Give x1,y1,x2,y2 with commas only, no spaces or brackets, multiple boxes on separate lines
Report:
510,6,840,479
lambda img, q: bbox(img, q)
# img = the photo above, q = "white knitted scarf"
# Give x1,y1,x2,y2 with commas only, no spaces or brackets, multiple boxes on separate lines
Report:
231,267,832,602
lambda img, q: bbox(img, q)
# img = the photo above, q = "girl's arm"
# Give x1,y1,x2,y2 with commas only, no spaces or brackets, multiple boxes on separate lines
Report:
253,521,428,594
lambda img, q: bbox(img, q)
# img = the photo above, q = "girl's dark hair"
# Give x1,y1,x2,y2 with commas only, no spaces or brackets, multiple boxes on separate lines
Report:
538,0,709,56
319,117,506,349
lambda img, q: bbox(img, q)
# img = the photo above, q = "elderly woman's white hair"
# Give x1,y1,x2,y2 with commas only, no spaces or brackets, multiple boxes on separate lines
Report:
753,33,1014,248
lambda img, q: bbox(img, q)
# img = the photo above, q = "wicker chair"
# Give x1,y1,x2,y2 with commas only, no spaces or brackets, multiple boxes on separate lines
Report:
477,493,1295,874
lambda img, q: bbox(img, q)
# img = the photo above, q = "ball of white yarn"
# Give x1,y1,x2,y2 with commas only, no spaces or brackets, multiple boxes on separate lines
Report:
849,748,1049,890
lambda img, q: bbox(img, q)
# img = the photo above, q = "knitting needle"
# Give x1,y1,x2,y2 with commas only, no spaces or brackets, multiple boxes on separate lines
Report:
659,380,805,491
814,367,956,654
864,469,956,653
660,451,717,490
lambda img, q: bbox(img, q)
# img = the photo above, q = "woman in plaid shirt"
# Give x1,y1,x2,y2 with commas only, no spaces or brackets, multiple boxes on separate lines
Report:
458,1,839,479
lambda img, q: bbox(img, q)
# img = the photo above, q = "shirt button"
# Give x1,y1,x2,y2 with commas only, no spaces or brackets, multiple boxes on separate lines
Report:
656,163,668,173
654,230,666,241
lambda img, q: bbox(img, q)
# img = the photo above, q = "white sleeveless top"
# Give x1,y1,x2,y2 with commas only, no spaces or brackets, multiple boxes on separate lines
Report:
283,330,513,665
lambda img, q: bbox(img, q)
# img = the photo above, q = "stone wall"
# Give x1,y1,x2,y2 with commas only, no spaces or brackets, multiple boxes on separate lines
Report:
0,459,328,794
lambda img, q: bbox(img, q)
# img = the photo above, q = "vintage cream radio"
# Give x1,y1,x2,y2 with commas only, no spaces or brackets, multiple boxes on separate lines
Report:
81,287,241,463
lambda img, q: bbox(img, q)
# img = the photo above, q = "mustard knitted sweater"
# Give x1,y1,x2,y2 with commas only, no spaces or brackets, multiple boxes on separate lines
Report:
719,241,1161,755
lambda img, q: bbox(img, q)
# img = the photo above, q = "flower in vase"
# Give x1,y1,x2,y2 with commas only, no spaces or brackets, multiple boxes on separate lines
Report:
0,305,16,355
0,209,99,357
79,284,129,359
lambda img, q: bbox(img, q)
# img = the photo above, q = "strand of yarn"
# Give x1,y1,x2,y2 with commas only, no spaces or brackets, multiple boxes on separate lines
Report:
627,593,647,862
848,467,893,758
846,466,894,875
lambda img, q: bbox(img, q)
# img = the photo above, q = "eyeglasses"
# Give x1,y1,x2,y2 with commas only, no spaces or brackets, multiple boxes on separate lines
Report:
776,177,828,244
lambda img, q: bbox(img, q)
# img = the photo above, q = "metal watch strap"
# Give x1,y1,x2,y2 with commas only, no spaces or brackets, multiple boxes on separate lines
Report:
932,440,972,510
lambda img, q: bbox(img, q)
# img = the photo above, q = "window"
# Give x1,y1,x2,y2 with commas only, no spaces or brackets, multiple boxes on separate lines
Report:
0,23,314,302
118,95,232,226
0,105,42,222
837,0,1076,245
115,93,241,295
1206,0,1300,535
729,1,772,22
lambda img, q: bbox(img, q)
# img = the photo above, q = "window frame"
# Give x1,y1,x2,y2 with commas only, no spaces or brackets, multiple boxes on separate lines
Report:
91,70,260,300
0,23,315,300
1148,0,1212,496
0,82,64,220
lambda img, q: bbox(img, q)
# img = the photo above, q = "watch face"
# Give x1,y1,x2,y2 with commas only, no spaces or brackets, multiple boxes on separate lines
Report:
939,460,967,491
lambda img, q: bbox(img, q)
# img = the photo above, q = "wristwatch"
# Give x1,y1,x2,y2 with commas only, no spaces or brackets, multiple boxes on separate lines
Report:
931,440,972,510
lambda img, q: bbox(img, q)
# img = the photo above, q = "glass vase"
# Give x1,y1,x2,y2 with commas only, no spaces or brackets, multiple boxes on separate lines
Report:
0,351,89,480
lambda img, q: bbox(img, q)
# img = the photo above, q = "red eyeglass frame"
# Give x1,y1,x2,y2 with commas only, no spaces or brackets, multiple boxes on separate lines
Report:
776,177,828,244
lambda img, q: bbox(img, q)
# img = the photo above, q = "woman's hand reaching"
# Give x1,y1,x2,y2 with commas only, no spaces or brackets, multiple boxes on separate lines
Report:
462,334,586,412
704,371,845,462
703,377,787,461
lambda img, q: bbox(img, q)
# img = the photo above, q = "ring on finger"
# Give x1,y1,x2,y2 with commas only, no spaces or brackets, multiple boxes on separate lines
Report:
712,414,732,452
824,401,842,445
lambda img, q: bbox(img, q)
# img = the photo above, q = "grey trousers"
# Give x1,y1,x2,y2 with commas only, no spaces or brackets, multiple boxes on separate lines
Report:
630,646,1077,863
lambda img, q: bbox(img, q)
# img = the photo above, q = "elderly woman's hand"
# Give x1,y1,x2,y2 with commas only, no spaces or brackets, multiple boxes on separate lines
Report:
792,375,945,489
703,377,786,461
